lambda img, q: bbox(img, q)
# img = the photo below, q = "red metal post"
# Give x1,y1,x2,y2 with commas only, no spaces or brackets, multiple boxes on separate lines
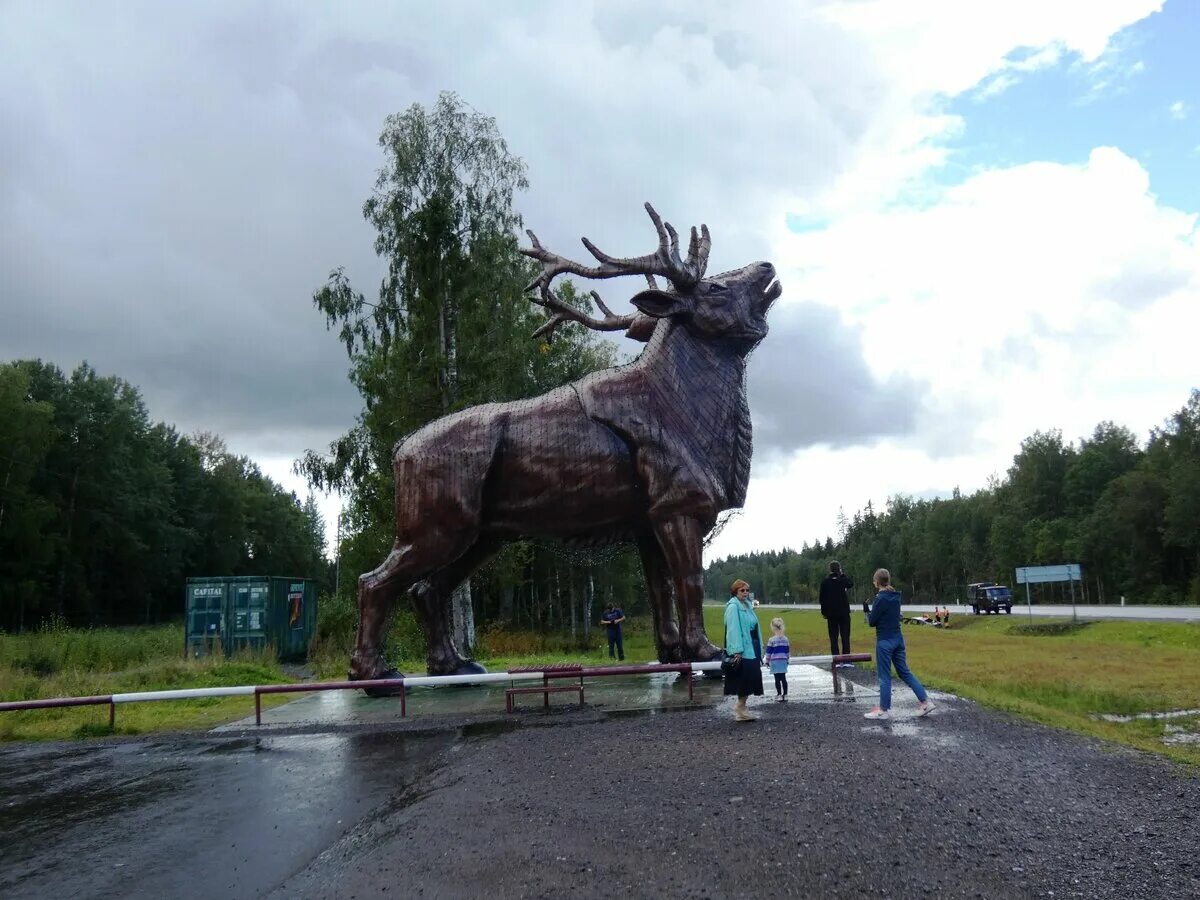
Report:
109,701,116,729
400,683,406,718
255,691,262,726
0,694,113,712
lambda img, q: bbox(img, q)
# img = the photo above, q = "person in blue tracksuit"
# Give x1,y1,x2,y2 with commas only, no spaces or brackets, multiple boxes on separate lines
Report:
863,568,935,720
764,617,791,701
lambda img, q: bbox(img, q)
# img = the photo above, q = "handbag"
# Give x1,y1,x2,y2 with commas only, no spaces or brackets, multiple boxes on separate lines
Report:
721,602,744,675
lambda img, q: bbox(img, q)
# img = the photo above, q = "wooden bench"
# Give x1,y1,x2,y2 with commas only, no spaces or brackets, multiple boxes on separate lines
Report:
504,683,585,713
505,664,585,712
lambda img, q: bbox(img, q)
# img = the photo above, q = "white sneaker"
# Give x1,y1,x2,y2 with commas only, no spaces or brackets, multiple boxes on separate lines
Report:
863,708,889,720
917,700,936,717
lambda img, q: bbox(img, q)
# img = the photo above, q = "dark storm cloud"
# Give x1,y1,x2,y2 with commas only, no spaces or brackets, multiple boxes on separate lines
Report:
747,301,925,456
0,1,911,463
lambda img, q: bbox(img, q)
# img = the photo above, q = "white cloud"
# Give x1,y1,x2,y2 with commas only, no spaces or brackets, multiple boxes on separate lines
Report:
708,147,1200,560
255,454,343,558
1169,100,1188,120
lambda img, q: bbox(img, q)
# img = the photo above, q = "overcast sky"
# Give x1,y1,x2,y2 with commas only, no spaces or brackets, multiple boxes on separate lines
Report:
3,1,1197,562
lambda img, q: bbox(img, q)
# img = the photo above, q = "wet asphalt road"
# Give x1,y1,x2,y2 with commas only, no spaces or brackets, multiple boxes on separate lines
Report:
0,729,456,898
2,682,1198,899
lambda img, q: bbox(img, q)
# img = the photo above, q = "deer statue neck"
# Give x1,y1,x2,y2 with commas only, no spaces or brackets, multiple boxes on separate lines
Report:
634,319,754,508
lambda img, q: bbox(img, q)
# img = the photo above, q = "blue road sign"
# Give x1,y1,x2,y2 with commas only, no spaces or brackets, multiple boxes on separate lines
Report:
1015,564,1082,584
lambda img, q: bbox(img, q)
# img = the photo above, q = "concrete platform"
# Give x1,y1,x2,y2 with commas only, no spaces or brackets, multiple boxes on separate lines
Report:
216,663,879,730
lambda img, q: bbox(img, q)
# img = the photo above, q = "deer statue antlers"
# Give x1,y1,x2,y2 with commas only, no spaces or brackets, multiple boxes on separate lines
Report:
521,202,712,342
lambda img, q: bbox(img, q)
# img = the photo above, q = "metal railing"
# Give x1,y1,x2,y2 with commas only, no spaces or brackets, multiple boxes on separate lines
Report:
0,653,872,728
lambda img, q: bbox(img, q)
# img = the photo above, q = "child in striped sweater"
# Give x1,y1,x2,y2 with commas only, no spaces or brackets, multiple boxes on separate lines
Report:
765,617,791,702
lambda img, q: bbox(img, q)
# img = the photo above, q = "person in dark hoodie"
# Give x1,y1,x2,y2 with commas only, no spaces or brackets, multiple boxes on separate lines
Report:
818,561,855,666
863,568,935,720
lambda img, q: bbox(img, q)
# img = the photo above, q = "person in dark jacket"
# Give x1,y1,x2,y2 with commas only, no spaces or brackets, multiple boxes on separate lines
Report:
599,604,626,660
863,568,935,720
818,561,855,666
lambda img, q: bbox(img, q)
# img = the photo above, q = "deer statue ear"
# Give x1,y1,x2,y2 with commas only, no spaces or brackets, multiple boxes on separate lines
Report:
624,313,658,343
629,289,690,319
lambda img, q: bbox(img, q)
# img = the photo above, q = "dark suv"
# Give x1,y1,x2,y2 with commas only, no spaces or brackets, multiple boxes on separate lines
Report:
970,583,1013,615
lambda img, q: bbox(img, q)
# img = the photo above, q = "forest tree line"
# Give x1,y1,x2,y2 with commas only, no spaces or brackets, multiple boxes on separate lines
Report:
705,392,1200,607
0,360,329,632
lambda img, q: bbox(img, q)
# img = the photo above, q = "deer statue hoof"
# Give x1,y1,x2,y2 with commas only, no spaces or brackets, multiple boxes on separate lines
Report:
688,640,723,663
443,659,488,681
356,667,406,698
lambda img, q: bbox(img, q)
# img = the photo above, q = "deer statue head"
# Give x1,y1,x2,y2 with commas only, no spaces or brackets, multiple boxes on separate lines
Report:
522,202,780,352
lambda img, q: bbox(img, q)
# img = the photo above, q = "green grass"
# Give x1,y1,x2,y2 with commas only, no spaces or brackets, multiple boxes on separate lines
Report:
0,623,293,742
5,611,1200,765
726,608,1200,766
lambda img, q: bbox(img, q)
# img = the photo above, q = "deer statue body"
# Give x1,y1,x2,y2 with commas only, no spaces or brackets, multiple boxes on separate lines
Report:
350,204,780,684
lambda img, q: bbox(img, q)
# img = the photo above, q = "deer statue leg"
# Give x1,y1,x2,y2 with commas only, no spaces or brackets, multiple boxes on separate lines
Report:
652,516,722,662
352,544,422,695
410,538,499,676
637,535,682,663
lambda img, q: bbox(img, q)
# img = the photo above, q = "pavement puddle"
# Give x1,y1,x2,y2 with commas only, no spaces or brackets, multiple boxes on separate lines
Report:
220,662,869,729
1094,708,1200,723
1162,725,1200,746
1091,708,1200,749
859,707,961,749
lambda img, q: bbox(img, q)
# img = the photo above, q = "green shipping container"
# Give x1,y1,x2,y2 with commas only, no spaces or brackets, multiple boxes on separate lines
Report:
185,576,318,662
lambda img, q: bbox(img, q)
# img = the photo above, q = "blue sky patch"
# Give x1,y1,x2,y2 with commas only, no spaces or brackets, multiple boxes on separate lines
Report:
941,1,1199,213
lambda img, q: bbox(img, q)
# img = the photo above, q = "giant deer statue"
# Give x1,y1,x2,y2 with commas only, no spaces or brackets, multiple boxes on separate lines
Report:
350,203,780,687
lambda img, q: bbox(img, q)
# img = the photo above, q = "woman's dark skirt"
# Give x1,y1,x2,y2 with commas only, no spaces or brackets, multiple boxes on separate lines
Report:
723,657,764,697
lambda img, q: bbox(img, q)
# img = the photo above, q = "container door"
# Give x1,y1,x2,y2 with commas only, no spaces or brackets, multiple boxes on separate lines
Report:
186,582,225,658
285,582,306,659
226,581,270,655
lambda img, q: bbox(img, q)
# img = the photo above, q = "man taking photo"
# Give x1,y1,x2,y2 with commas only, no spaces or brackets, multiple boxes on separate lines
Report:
600,604,626,661
819,561,855,667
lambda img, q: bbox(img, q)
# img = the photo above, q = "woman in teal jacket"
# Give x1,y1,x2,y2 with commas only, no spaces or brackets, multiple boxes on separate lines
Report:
723,579,763,721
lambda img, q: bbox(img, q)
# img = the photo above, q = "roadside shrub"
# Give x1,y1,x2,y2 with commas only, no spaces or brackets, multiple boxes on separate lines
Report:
1008,621,1093,637
315,591,356,645
1145,584,1184,606
383,607,425,661
14,652,58,677
475,624,598,657
0,623,181,676
307,593,427,677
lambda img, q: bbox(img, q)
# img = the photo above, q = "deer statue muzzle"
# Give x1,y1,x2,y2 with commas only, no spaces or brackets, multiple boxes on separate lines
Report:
350,202,780,688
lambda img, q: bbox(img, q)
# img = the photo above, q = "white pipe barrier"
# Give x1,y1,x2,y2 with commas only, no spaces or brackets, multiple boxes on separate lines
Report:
110,654,858,698
400,671,554,688
398,655,855,688
112,686,257,703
